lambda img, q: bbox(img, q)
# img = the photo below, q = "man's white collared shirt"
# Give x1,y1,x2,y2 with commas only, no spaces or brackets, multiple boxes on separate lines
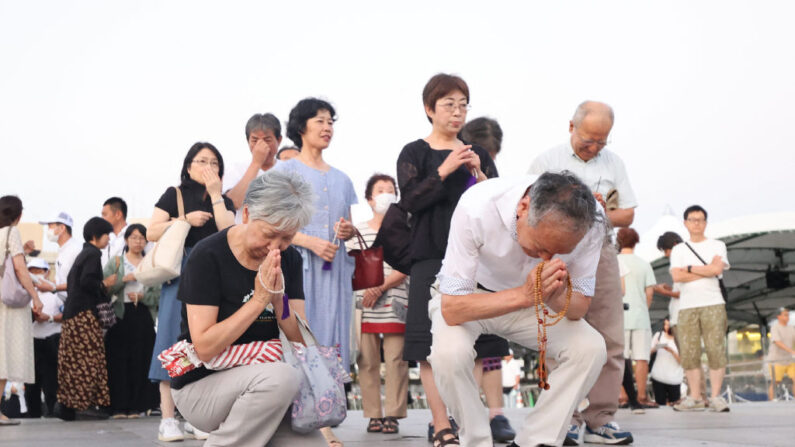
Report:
56,237,83,301
101,224,129,268
437,175,605,297
528,142,638,209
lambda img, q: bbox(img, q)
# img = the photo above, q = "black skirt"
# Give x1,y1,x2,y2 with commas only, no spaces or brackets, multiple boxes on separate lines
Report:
403,259,509,361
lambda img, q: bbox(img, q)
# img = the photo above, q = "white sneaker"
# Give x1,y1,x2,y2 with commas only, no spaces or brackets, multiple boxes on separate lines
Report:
158,417,185,442
708,396,730,412
184,421,210,440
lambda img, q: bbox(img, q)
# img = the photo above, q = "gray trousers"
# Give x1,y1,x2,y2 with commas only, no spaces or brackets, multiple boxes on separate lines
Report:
172,362,323,446
571,239,625,429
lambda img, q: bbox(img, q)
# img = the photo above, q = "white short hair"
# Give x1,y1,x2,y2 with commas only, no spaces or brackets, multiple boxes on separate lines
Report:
243,170,315,232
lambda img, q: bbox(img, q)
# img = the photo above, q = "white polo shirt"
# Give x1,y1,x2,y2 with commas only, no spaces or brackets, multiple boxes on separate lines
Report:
528,142,638,209
55,237,82,301
437,175,605,297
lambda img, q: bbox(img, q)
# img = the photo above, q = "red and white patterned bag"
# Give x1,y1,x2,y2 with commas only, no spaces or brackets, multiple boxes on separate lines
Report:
158,338,289,378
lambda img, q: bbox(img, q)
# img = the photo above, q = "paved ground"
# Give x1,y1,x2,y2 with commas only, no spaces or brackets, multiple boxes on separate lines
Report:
1,402,793,446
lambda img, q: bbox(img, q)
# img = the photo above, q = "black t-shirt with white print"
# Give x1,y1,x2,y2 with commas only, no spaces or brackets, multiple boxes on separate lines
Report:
171,227,304,389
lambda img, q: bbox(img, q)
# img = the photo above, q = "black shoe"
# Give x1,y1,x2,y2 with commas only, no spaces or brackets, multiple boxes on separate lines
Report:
490,415,516,442
76,407,109,420
54,403,75,421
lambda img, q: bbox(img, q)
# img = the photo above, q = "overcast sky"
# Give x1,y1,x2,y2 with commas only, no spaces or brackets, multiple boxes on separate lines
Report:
2,1,792,252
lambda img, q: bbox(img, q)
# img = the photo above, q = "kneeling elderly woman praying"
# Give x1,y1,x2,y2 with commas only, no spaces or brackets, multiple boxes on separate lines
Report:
167,170,323,445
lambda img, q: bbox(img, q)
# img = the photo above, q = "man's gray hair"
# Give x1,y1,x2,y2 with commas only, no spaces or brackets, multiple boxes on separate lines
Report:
571,101,615,127
527,171,602,234
244,170,315,232
245,113,282,140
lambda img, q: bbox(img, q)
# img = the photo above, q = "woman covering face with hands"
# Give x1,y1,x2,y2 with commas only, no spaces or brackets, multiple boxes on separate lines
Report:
146,142,236,442
169,170,321,446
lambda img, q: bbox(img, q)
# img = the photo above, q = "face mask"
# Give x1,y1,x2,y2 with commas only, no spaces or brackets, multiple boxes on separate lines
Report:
373,193,397,215
46,228,59,242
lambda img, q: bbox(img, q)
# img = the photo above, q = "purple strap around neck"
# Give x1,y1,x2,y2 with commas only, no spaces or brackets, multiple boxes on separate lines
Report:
281,294,290,320
464,174,477,190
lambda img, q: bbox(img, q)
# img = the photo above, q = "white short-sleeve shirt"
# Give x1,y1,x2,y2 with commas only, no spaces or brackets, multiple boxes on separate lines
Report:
437,175,605,298
528,142,638,209
669,238,730,311
101,225,128,268
56,237,83,301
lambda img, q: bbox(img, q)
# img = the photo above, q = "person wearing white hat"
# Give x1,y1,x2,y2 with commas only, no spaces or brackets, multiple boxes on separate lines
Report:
37,212,81,303
23,258,63,418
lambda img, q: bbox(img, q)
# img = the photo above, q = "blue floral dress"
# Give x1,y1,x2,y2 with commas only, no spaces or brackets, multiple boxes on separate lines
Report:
274,159,358,370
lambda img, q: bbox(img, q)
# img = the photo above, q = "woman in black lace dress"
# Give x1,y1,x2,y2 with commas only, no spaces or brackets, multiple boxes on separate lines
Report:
396,73,504,447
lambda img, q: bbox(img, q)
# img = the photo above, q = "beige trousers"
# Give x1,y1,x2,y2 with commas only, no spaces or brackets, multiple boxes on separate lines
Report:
358,332,409,419
571,240,626,429
172,362,323,446
428,296,606,447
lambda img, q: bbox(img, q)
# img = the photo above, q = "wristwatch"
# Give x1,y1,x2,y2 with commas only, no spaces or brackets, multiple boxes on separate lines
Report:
687,265,692,273
48,315,54,323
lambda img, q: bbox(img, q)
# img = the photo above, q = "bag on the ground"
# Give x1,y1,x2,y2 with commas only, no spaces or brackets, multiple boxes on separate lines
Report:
1,227,32,308
280,314,351,433
348,228,384,291
135,187,191,286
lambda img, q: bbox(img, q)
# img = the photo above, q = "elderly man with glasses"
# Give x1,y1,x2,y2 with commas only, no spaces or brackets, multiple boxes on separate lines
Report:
528,101,636,445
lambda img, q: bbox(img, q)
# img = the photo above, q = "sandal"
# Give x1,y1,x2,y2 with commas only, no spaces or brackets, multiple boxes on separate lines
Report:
320,427,344,447
366,418,383,433
432,427,460,446
382,416,399,434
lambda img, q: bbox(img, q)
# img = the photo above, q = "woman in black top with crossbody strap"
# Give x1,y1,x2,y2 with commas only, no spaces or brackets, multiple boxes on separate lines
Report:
396,73,501,447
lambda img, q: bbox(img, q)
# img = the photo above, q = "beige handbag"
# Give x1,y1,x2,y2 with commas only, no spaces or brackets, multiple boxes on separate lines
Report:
134,187,191,286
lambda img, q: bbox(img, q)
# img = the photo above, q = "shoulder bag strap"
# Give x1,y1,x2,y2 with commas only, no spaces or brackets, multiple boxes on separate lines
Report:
175,186,186,219
683,242,708,265
353,227,369,250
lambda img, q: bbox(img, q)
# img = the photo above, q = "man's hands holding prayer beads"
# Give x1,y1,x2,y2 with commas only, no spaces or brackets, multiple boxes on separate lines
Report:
254,249,284,307
521,259,570,313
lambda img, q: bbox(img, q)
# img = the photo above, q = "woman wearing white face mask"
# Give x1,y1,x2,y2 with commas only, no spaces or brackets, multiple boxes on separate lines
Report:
345,174,409,435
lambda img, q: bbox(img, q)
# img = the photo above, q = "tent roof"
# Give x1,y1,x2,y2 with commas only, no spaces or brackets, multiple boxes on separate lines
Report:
648,212,795,331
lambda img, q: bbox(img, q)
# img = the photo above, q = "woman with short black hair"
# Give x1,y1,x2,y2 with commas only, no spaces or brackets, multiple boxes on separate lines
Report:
275,97,357,447
56,217,114,420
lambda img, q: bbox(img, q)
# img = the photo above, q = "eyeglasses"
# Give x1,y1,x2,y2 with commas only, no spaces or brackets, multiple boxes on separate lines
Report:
437,102,471,113
574,130,610,148
192,159,220,168
686,218,706,224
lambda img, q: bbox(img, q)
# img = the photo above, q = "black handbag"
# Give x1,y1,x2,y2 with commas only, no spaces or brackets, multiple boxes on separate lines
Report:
372,202,412,275
683,242,729,300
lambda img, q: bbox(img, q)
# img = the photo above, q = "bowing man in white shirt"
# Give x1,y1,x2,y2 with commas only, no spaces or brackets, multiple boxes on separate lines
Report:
428,172,609,447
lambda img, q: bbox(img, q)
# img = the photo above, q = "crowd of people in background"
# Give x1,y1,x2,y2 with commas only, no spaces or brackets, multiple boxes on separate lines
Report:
0,72,792,447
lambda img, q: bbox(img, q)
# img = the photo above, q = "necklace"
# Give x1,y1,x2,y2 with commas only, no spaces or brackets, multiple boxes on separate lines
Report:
534,261,572,390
